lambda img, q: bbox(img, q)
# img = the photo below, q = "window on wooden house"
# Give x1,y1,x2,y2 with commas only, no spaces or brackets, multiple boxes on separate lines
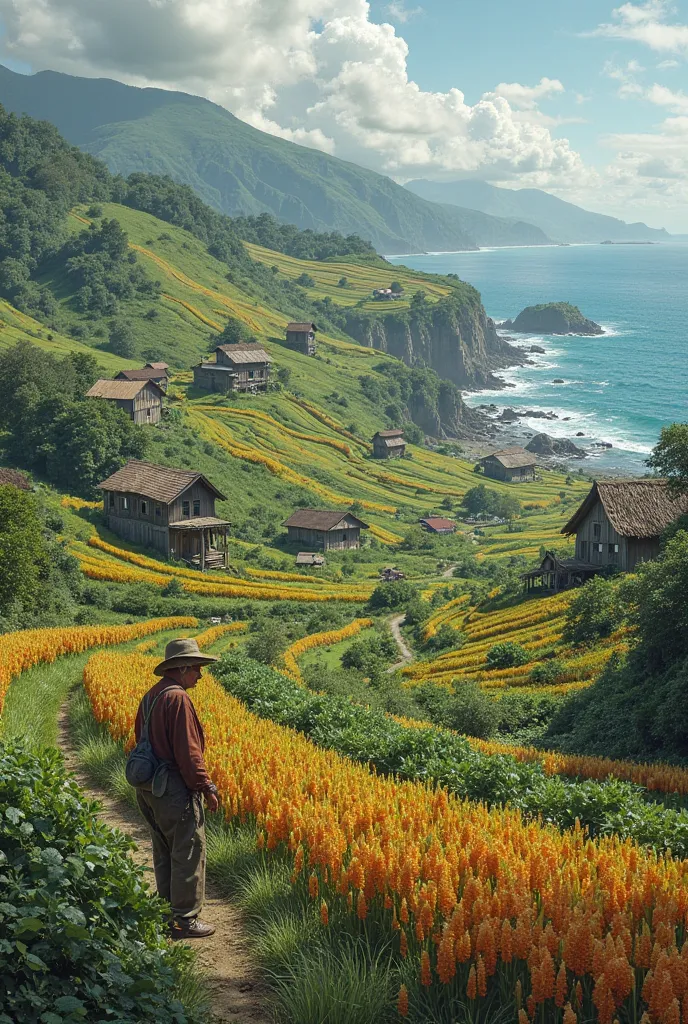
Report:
141,501,148,515
248,370,255,379
579,540,587,559
594,542,603,553
109,494,115,509
182,500,190,517
146,407,151,421
121,496,129,511
155,504,162,518
608,543,619,555
593,523,601,539
193,499,201,517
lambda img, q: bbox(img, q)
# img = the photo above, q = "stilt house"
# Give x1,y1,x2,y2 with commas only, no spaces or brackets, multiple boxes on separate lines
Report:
86,379,164,425
285,322,317,356
372,429,406,459
194,342,271,394
480,447,536,483
98,460,230,570
282,509,369,551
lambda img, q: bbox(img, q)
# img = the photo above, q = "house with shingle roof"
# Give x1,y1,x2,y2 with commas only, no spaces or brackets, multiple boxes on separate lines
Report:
86,379,164,424
372,429,406,460
97,459,230,570
193,341,272,393
480,446,537,483
115,365,169,391
285,322,317,356
282,509,369,550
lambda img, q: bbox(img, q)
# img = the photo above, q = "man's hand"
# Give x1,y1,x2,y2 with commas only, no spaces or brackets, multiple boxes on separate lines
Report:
205,789,219,813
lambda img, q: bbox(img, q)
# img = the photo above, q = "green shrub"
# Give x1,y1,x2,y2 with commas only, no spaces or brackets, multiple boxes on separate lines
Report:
562,576,621,647
367,580,417,610
486,641,529,669
529,658,564,686
0,742,194,1023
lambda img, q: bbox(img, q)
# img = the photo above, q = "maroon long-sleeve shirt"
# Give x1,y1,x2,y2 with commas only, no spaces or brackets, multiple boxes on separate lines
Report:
134,677,213,793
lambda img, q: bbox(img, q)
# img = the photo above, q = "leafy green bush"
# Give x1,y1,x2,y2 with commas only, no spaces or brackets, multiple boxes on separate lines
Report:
0,742,194,1023
423,625,466,654
562,576,621,646
529,658,564,686
367,580,416,610
214,652,688,856
485,641,529,669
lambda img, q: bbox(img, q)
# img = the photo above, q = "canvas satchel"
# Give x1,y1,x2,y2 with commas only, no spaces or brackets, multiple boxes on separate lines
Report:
125,685,181,795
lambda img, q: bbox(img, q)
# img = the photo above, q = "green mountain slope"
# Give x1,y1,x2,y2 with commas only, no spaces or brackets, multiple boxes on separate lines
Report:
404,178,671,244
0,66,549,253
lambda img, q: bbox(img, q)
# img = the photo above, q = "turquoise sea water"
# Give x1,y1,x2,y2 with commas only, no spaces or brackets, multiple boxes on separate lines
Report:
388,243,688,474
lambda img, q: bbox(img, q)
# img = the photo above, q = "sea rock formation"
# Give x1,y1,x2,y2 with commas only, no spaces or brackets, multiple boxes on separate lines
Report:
501,302,604,336
526,433,587,458
344,293,525,390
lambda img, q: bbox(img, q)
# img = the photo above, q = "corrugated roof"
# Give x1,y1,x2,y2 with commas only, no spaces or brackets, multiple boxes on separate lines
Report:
168,516,231,529
375,429,405,439
98,460,226,503
286,322,317,332
481,446,537,469
116,368,169,382
216,345,272,365
563,479,688,538
86,379,164,400
282,509,369,531
420,517,456,532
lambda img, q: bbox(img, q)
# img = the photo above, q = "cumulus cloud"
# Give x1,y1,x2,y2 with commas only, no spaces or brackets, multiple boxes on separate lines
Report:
591,1,688,54
0,0,585,187
385,0,423,23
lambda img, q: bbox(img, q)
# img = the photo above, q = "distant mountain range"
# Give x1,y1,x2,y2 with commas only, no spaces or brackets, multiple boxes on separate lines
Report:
404,179,670,244
0,65,551,253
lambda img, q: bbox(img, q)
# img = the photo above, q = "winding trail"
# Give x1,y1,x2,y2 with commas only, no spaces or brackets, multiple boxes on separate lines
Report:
388,613,414,672
57,700,271,1024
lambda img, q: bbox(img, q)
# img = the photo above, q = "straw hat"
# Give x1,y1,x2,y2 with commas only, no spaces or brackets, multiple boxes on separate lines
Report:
154,637,220,676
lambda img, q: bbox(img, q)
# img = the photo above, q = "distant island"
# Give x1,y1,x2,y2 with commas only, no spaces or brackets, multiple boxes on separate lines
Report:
501,302,604,336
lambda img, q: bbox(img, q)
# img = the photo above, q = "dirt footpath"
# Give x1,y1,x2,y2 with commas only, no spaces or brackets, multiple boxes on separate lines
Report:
58,705,272,1024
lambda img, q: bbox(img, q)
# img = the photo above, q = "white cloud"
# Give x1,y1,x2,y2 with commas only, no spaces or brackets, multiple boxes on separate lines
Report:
646,82,688,112
591,1,688,54
603,58,645,97
385,0,423,23
657,58,680,67
0,0,586,188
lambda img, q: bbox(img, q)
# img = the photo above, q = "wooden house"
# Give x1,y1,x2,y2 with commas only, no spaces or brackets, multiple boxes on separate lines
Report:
194,342,271,394
282,509,369,551
419,516,456,535
480,447,536,483
98,460,230,570
562,479,688,572
521,550,600,594
296,552,326,567
285,322,317,356
115,365,170,391
86,379,164,425
373,429,406,459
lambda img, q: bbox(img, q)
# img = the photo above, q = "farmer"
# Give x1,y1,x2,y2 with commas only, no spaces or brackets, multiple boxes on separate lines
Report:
134,637,220,939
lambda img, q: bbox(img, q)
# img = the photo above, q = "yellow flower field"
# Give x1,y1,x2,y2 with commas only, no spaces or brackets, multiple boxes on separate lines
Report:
282,618,373,682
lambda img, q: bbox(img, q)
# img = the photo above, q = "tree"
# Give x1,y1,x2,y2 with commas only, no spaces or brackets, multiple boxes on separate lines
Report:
486,642,529,669
462,484,494,516
337,277,348,288
647,423,688,495
276,367,291,386
219,317,251,345
108,318,136,358
0,486,46,620
390,281,403,293
246,620,288,665
562,576,621,647
368,580,417,610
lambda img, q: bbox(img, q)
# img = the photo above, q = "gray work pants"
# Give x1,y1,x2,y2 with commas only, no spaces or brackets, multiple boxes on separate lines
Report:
136,771,206,920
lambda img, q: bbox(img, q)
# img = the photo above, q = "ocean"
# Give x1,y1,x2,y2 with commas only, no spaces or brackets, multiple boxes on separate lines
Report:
387,243,688,475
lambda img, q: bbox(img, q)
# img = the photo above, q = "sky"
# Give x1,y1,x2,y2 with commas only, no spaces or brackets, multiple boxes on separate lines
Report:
1,0,688,229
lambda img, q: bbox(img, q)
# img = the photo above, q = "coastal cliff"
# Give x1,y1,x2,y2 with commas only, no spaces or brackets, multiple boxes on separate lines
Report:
343,292,524,389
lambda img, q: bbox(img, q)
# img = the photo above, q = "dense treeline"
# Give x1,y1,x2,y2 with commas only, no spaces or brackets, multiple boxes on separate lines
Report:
231,212,375,260
0,343,146,496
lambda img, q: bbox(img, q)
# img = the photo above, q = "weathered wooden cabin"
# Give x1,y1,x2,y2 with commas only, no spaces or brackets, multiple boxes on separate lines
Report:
194,342,271,394
285,322,317,356
86,379,164,425
115,365,170,391
521,551,600,593
282,509,369,551
480,447,536,482
98,460,230,570
562,479,688,572
419,516,456,535
296,552,326,567
372,429,406,459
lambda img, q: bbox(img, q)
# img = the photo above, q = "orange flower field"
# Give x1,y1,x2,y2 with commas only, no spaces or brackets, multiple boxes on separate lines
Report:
282,617,373,682
0,617,197,715
84,647,688,1024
